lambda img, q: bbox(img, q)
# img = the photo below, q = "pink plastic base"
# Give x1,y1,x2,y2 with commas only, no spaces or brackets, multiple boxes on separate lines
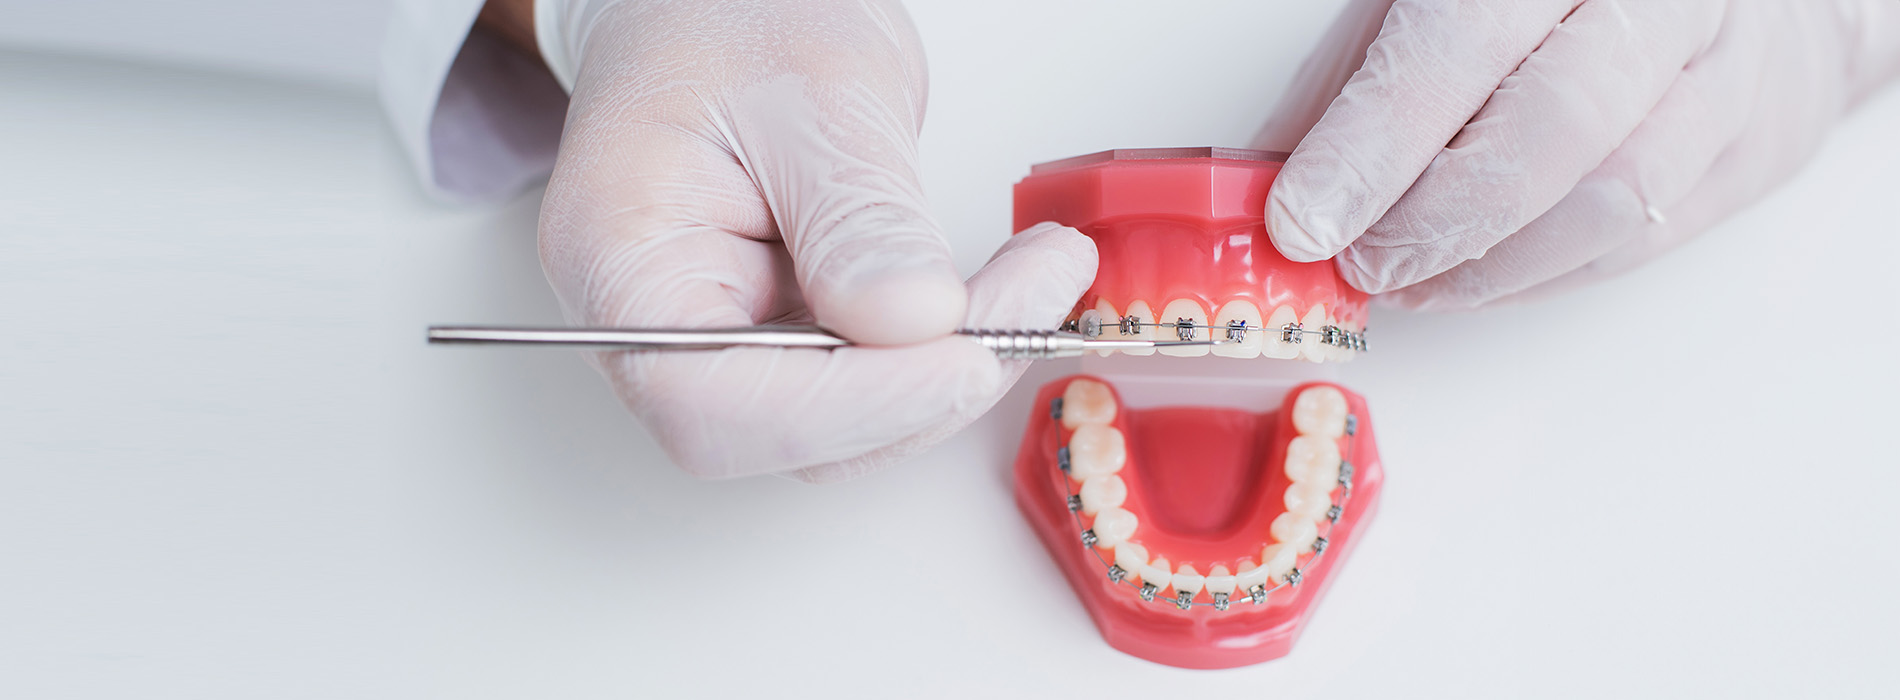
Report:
1012,376,1384,669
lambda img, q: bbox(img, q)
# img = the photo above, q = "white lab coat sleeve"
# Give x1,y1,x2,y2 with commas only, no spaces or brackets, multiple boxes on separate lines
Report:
381,0,568,203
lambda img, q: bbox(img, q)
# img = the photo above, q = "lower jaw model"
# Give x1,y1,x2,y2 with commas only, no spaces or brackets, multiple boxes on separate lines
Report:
1009,148,1385,669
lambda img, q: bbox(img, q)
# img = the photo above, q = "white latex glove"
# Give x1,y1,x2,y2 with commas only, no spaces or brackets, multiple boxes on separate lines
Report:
1254,0,1900,310
533,0,1097,481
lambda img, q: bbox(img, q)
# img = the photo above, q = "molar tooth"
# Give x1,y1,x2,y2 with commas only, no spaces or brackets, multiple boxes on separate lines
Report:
1284,434,1342,485
1261,543,1300,583
1300,304,1329,363
1114,542,1149,582
1060,378,1117,430
1091,299,1119,356
1283,480,1336,520
1119,300,1156,355
1079,475,1127,515
1211,300,1263,359
1171,564,1205,598
1205,565,1237,595
1139,556,1172,592
1263,305,1300,359
1157,299,1210,357
1235,558,1269,591
1090,507,1138,549
1271,512,1321,553
1067,424,1127,480
1292,385,1350,438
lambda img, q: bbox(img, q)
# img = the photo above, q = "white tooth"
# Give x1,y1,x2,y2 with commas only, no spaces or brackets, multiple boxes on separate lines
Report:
1284,434,1342,485
1300,304,1329,363
1090,507,1138,549
1067,424,1127,480
1119,300,1156,355
1211,300,1263,358
1157,299,1211,357
1139,556,1172,591
1271,511,1320,553
1262,304,1300,359
1283,480,1336,520
1291,385,1350,438
1235,558,1269,591
1171,564,1205,597
1091,299,1119,355
1261,543,1300,583
1114,541,1149,580
1205,564,1237,595
1079,475,1127,515
1060,378,1118,430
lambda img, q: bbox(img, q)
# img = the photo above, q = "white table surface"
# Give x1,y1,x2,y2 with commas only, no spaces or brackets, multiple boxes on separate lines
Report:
5,3,1899,697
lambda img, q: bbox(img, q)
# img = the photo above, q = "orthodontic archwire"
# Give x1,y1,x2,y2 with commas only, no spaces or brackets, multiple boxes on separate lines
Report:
1059,316,1369,353
1048,395,1361,611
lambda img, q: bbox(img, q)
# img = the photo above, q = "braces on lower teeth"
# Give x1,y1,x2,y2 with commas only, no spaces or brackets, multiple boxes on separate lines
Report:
1050,388,1360,611
1062,317,1368,352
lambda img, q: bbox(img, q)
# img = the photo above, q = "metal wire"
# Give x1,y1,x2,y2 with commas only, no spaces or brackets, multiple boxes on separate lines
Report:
1062,316,1369,353
1054,396,1359,610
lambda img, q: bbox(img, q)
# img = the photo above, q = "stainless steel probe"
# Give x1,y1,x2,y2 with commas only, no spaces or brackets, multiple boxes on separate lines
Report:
426,325,1222,359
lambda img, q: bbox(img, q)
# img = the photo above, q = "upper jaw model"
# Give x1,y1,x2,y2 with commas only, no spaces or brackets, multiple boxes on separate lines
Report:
1009,148,1386,669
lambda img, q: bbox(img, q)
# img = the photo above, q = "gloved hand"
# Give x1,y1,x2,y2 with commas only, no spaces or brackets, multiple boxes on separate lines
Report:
1253,0,1900,310
532,0,1097,481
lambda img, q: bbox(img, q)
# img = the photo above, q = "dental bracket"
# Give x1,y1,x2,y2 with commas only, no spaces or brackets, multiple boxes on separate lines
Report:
1057,446,1071,475
1326,504,1343,523
1106,564,1128,584
1080,529,1099,547
1174,590,1195,610
1049,396,1064,422
1286,568,1304,587
1338,461,1355,486
1174,318,1196,342
1312,536,1328,555
1138,583,1159,602
1281,323,1304,344
1248,584,1268,605
1225,320,1248,342
1118,315,1140,336
1212,592,1231,611
1066,495,1082,513
1345,414,1357,436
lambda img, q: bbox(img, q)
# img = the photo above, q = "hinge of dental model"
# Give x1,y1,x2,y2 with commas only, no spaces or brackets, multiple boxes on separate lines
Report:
1053,394,1361,612
1101,316,1368,352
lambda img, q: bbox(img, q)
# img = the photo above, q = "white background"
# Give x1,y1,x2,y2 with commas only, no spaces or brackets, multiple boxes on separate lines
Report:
4,1,1898,697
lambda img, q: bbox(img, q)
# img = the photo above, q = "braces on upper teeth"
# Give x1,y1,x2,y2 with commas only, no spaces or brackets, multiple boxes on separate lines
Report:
1060,317,1368,353
1050,385,1360,611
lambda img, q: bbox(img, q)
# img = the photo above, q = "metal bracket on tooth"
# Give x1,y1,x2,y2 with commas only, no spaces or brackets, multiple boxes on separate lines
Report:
1174,318,1196,342
1138,583,1159,602
1281,323,1304,344
1345,414,1358,436
1313,536,1328,555
1066,495,1082,513
1212,592,1231,611
1049,396,1064,421
1174,591,1195,610
1106,564,1127,583
1225,320,1248,342
1080,528,1098,547
1327,504,1343,522
1118,315,1140,336
1057,446,1070,475
1249,584,1269,605
1286,568,1304,587
1339,461,1355,486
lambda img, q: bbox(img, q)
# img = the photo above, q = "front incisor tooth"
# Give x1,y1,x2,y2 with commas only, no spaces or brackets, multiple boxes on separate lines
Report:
1291,385,1350,438
1261,543,1300,583
1119,300,1156,356
1157,299,1211,357
1300,304,1329,363
1090,507,1138,549
1091,299,1119,356
1139,557,1172,591
1283,480,1335,520
1205,565,1237,595
1060,378,1117,430
1263,305,1300,359
1284,434,1342,484
1171,564,1205,597
1114,542,1149,581
1271,512,1320,553
1067,424,1127,480
1079,475,1127,515
1212,300,1264,359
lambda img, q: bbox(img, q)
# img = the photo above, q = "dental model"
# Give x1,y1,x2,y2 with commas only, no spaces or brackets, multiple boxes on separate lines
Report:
1010,148,1386,669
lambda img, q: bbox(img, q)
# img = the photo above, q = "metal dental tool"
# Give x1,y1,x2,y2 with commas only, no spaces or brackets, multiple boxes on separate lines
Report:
426,325,1225,360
